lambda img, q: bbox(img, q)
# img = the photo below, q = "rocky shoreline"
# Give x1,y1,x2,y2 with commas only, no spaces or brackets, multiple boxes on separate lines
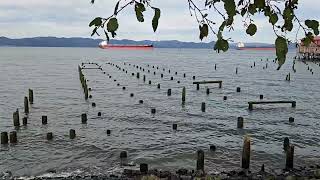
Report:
2,165,320,180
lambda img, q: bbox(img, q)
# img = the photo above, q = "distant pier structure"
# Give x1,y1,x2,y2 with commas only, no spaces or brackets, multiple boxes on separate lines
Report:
297,36,320,60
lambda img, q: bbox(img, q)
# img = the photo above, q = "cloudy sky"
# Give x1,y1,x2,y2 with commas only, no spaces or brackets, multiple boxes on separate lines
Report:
0,0,319,43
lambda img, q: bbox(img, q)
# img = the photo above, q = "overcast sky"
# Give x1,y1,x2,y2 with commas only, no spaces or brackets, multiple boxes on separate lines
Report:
0,0,319,43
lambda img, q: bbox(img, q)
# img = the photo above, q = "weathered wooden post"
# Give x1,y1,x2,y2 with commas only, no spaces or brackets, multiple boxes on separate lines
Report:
140,163,148,174
120,151,128,165
223,96,227,100
236,67,238,74
1,132,8,144
98,112,102,117
183,73,186,78
197,84,200,90
173,124,177,130
214,64,217,70
283,137,290,151
260,95,264,99
210,145,216,151
241,135,251,169
47,132,53,140
42,116,48,125
236,87,241,92
170,77,173,80
157,83,160,89
92,102,96,107
23,117,28,125
206,88,210,95
161,74,163,78
149,80,152,85
285,145,294,169
167,89,172,96
137,72,140,79
254,62,255,67
70,129,76,139
81,113,87,124
154,72,156,75
9,131,17,143
151,108,156,114
24,96,29,114
175,72,178,75
193,76,196,80
29,89,34,104
107,129,111,135
139,100,144,104
289,117,294,123
143,75,146,82
201,102,206,112
13,110,20,127
182,87,186,103
237,117,244,128
122,87,126,90
130,93,134,97
196,150,204,172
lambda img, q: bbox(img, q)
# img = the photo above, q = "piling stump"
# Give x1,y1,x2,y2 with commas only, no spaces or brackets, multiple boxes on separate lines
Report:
9,131,17,143
201,102,206,112
42,116,48,125
98,112,102,117
81,113,87,124
260,95,264,100
285,145,294,169
151,108,156,114
47,132,53,140
167,89,172,96
23,117,28,125
140,163,148,174
13,111,20,127
206,88,210,95
29,89,34,104
107,130,111,135
196,150,204,171
139,100,144,104
173,124,177,130
92,102,96,107
149,80,151,85
24,96,29,114
157,84,160,89
283,137,290,151
236,87,241,92
130,93,134,97
237,117,244,128
241,135,251,169
223,96,227,100
289,117,294,123
1,132,8,144
69,129,76,139
182,87,186,102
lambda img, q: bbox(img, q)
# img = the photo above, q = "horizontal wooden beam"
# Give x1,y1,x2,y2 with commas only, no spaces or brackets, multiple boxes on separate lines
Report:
248,101,296,110
193,81,222,84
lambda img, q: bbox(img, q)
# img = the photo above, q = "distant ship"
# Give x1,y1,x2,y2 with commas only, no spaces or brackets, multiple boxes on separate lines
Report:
236,42,275,50
99,41,153,49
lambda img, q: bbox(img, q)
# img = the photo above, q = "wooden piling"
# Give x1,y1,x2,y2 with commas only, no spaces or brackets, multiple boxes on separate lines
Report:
149,80,152,85
24,96,29,114
285,145,294,169
182,87,186,102
214,64,217,70
196,150,204,171
29,89,34,104
122,87,126,90
193,76,196,80
107,129,111,135
139,100,144,104
151,108,156,114
137,72,140,79
157,83,160,89
47,132,53,140
167,89,172,96
197,84,200,90
183,73,186,78
241,135,251,169
140,163,148,174
173,124,177,130
120,151,128,159
161,74,163,78
223,96,227,100
81,113,87,124
236,67,238,74
237,117,244,128
1,132,8,144
210,145,216,151
236,87,241,92
69,129,76,139
289,117,294,123
98,112,102,116
260,95,264,99
92,102,96,107
13,110,20,127
206,88,210,95
201,102,206,112
143,75,146,82
23,117,28,125
171,77,173,80
42,116,48,125
130,93,134,97
9,131,17,143
283,137,290,151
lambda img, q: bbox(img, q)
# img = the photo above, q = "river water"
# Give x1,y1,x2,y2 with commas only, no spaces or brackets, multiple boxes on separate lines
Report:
0,47,319,178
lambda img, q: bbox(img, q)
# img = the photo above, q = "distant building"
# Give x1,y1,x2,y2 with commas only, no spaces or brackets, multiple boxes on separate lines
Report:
297,36,320,59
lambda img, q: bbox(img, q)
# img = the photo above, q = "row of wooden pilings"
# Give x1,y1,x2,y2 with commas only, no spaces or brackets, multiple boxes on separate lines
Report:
80,61,297,173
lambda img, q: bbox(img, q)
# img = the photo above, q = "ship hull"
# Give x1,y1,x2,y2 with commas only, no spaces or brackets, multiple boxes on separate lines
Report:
99,45,153,50
236,47,275,50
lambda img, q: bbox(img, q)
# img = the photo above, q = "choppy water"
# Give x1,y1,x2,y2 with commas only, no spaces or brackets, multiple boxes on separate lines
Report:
0,47,319,178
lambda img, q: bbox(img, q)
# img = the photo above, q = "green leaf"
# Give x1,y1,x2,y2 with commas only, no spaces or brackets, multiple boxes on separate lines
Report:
89,17,102,27
223,0,236,17
275,36,288,70
114,1,120,15
107,17,119,32
254,0,265,9
248,4,257,15
152,7,161,32
246,24,257,36
269,13,278,25
241,8,247,17
305,20,319,35
135,3,145,22
199,24,209,41
214,38,229,52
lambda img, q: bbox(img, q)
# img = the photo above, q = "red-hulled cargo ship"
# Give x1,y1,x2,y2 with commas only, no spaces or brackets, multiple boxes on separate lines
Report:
99,41,153,49
236,42,275,50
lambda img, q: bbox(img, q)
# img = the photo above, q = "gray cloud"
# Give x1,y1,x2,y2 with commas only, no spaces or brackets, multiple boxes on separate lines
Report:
0,0,319,43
